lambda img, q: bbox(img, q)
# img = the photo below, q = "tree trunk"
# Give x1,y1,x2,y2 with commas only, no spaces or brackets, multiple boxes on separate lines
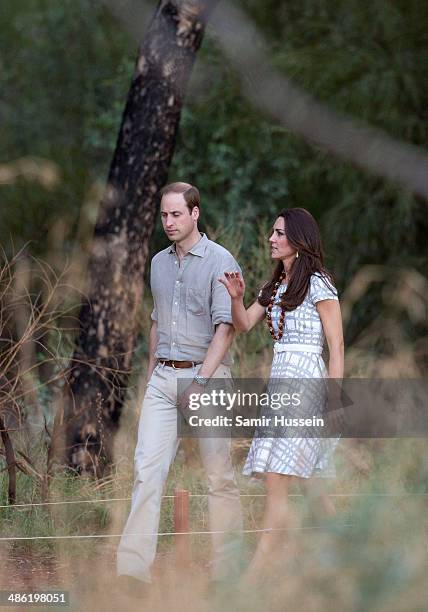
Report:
0,415,17,505
58,0,218,476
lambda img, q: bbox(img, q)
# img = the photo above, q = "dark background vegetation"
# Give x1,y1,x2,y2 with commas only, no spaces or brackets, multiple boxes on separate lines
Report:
1,0,427,364
1,4,428,606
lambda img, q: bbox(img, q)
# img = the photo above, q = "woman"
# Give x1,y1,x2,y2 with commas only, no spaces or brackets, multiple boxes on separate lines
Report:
219,207,344,582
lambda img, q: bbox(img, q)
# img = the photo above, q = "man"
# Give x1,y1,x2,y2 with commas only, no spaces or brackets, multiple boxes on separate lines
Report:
117,182,243,594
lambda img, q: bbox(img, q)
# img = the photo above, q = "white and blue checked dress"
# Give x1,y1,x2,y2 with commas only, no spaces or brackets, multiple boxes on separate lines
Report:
243,273,339,478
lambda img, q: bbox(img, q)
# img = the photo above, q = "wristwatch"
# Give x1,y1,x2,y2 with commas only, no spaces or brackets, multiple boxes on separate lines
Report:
194,374,209,387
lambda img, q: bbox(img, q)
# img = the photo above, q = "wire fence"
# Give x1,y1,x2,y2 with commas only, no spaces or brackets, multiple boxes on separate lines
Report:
1,491,427,510
0,489,426,541
0,524,357,542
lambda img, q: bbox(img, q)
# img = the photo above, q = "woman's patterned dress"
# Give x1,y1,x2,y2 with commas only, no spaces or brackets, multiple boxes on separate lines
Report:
243,273,339,478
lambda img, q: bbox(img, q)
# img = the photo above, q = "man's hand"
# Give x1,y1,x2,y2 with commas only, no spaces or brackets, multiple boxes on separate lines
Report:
178,380,204,423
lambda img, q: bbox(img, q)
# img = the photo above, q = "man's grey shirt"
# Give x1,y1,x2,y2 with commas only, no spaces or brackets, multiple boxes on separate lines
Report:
150,233,241,366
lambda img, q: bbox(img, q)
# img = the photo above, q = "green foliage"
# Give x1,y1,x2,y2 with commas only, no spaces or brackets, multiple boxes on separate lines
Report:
1,0,427,355
0,0,133,255
1,4,428,600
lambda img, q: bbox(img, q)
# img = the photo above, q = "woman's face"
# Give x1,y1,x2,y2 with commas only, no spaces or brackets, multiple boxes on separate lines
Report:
269,217,297,260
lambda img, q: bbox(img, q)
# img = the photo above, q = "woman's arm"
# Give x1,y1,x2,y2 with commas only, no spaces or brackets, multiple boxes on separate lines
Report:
317,299,345,430
231,299,265,332
219,272,265,332
316,300,344,378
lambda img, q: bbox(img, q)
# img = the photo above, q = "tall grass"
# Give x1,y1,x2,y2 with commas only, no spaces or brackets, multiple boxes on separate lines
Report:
1,230,427,610
1,431,427,610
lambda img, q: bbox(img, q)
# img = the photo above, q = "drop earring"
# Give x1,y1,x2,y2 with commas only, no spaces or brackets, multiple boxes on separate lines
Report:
296,252,299,259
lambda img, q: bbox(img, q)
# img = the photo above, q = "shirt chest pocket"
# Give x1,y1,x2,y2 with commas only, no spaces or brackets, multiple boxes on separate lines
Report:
186,288,211,336
186,288,207,315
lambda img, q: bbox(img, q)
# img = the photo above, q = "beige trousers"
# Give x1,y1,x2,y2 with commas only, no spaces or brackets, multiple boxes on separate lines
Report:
116,362,243,582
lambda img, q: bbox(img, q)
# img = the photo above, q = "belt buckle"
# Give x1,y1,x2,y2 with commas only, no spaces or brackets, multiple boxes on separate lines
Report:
171,360,177,369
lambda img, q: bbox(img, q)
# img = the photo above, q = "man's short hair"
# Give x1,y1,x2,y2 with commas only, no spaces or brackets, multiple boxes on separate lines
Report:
160,182,200,213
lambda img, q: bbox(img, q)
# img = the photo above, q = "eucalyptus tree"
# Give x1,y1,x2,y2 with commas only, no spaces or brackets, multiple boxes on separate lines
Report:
55,0,219,476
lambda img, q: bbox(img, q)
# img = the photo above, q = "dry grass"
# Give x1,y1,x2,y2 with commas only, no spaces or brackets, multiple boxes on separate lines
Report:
1,437,427,611
1,253,428,610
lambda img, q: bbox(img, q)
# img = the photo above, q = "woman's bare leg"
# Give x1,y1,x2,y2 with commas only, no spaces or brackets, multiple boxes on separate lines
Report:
300,477,337,519
240,473,294,586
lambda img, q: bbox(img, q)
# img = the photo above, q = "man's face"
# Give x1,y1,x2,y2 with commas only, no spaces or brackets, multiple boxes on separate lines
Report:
160,192,199,242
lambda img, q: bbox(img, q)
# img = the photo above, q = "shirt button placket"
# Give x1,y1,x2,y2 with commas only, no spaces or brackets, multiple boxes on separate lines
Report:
172,265,182,360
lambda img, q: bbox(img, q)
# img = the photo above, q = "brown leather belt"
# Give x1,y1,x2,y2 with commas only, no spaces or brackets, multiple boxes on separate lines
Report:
158,359,200,369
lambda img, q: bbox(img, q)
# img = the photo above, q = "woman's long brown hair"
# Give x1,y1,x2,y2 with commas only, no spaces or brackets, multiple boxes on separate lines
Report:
258,208,334,311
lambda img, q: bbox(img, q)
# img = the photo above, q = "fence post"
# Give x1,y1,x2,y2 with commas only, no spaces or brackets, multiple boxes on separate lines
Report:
174,488,190,569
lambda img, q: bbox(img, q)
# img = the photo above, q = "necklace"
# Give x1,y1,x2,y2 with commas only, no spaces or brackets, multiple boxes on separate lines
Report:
266,271,287,341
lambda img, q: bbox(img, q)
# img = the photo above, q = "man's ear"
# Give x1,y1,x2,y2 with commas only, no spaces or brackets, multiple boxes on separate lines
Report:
192,206,200,222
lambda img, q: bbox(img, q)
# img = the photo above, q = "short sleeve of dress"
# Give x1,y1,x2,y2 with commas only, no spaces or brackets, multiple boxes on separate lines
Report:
310,274,338,305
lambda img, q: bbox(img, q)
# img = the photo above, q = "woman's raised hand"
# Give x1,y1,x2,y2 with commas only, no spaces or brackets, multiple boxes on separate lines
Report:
218,271,246,299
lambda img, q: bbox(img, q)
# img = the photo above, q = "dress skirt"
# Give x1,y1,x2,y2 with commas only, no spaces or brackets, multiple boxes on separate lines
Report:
242,347,338,479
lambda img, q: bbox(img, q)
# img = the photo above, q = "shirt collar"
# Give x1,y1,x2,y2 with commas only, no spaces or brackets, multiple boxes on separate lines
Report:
168,233,208,258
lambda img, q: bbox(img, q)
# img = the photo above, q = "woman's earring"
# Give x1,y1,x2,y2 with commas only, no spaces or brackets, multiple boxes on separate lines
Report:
296,252,299,259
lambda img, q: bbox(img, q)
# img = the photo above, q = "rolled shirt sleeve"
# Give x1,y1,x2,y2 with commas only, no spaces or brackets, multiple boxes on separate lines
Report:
211,254,242,327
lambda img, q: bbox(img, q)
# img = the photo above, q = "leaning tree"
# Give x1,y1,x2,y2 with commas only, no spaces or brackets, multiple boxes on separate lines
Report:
53,0,219,476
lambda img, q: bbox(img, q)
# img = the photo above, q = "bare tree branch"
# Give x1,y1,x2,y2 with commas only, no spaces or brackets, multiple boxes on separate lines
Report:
209,1,428,200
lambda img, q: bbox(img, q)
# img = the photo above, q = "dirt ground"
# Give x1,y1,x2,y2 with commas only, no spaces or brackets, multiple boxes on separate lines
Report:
0,543,222,611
